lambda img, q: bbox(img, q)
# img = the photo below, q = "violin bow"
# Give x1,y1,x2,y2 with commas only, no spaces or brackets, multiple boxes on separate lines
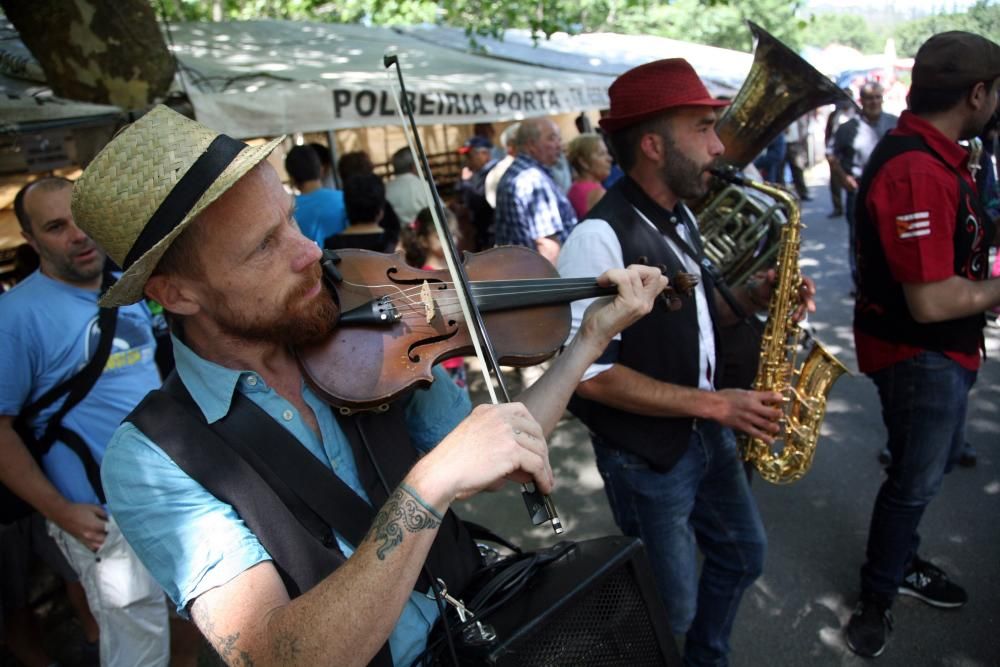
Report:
383,53,563,535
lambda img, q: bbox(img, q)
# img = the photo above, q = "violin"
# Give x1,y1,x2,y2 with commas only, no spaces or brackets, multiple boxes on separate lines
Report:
319,53,692,534
297,246,698,413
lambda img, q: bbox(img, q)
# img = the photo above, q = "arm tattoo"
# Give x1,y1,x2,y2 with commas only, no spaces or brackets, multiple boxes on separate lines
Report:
195,600,256,666
272,631,301,662
366,486,441,560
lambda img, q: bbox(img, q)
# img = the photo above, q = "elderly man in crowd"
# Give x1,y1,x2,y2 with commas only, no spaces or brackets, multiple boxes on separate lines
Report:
494,117,577,264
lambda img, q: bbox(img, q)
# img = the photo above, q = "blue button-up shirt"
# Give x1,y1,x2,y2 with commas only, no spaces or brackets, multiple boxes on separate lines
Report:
495,154,577,248
102,335,471,665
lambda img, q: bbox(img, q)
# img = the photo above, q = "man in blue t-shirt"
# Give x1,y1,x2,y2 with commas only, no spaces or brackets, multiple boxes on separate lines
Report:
0,177,170,665
285,145,347,245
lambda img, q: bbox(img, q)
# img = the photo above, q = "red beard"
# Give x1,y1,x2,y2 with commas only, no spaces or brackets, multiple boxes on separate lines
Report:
211,263,340,347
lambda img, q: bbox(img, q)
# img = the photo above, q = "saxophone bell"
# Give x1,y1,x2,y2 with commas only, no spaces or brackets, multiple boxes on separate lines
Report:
722,172,850,484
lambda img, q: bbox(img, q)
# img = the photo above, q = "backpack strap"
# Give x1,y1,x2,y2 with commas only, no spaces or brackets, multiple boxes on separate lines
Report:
14,270,119,502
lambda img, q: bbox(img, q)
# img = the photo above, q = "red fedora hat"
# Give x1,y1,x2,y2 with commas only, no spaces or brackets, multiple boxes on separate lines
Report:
599,58,729,133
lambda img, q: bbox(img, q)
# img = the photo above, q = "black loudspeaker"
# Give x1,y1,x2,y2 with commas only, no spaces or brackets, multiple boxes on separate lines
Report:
451,535,681,666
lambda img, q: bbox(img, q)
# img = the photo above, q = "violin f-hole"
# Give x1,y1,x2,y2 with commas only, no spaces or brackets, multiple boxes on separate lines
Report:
406,326,459,363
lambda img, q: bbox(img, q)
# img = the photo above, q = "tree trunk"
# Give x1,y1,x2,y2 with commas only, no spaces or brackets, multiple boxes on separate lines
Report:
0,0,175,110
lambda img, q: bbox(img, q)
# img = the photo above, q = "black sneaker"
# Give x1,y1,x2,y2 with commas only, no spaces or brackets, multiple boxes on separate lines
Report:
899,557,968,608
845,599,893,657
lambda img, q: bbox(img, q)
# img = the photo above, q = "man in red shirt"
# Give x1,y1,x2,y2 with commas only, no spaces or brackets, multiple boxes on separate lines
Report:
847,31,1000,658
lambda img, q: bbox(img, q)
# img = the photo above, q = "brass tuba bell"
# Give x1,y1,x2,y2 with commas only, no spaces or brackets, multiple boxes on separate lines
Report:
697,21,858,286
700,26,856,484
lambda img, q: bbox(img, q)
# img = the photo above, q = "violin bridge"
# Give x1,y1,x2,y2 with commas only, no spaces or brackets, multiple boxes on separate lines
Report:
420,280,436,324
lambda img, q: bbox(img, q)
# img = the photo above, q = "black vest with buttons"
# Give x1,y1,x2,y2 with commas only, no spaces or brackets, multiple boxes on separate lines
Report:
568,180,722,472
126,373,483,666
855,134,994,357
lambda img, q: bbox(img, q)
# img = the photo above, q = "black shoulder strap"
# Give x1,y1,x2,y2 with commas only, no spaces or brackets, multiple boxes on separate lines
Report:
130,375,395,667
19,271,119,437
619,176,738,327
858,135,927,193
620,176,704,264
14,271,119,502
207,389,379,549
35,304,118,445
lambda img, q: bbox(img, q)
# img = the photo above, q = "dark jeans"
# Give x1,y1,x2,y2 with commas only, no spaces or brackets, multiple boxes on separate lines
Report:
861,352,976,606
593,420,766,667
784,143,809,199
829,168,844,213
845,189,858,287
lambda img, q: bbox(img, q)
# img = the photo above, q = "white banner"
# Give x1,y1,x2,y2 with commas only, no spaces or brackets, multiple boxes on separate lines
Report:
173,21,614,137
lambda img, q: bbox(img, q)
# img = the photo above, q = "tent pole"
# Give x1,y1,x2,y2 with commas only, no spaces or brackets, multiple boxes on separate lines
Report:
326,130,342,189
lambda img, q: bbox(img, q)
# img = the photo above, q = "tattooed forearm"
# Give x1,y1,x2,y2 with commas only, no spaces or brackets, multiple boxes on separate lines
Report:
207,628,254,665
366,486,441,560
194,601,256,666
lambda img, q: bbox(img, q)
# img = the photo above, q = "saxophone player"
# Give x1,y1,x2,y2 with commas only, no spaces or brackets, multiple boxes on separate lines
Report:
556,59,816,666
846,32,1000,658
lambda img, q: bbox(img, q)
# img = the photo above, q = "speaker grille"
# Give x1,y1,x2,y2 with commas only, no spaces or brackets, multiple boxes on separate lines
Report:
496,566,666,666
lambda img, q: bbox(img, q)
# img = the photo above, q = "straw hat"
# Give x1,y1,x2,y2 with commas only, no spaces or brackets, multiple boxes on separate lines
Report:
599,59,729,133
72,105,283,307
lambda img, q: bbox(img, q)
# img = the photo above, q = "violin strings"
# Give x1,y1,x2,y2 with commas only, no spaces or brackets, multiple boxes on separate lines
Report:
382,284,609,315
344,278,597,294
409,286,611,312
335,278,611,326
381,289,617,325
339,277,601,302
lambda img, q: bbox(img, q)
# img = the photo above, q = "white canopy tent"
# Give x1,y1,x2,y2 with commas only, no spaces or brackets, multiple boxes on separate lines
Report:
398,25,754,97
168,20,617,138
3,18,756,141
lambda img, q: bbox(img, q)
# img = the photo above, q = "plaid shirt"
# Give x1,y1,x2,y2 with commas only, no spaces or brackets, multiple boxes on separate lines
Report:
494,155,577,248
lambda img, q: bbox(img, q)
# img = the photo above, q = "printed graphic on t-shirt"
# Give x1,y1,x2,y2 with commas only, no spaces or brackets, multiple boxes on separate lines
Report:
895,211,931,239
961,191,987,279
82,312,156,374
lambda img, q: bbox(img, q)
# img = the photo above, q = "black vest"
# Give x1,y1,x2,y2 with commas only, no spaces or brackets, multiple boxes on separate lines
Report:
569,180,721,472
126,373,483,666
855,134,994,356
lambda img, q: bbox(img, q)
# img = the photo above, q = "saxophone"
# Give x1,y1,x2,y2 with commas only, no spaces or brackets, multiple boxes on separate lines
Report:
711,167,849,484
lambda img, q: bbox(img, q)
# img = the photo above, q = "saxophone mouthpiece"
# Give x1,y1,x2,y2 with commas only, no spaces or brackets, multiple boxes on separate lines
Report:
710,166,748,187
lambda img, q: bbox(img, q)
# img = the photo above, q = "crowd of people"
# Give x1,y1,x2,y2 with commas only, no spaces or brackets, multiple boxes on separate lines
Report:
0,28,998,667
287,116,623,271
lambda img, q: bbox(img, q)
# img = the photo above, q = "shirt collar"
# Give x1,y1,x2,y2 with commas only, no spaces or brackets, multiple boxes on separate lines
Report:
515,153,550,174
620,175,690,227
170,333,246,424
896,110,970,173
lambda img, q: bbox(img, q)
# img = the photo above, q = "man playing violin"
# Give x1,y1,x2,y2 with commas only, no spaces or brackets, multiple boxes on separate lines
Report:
70,105,668,667
557,59,816,666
